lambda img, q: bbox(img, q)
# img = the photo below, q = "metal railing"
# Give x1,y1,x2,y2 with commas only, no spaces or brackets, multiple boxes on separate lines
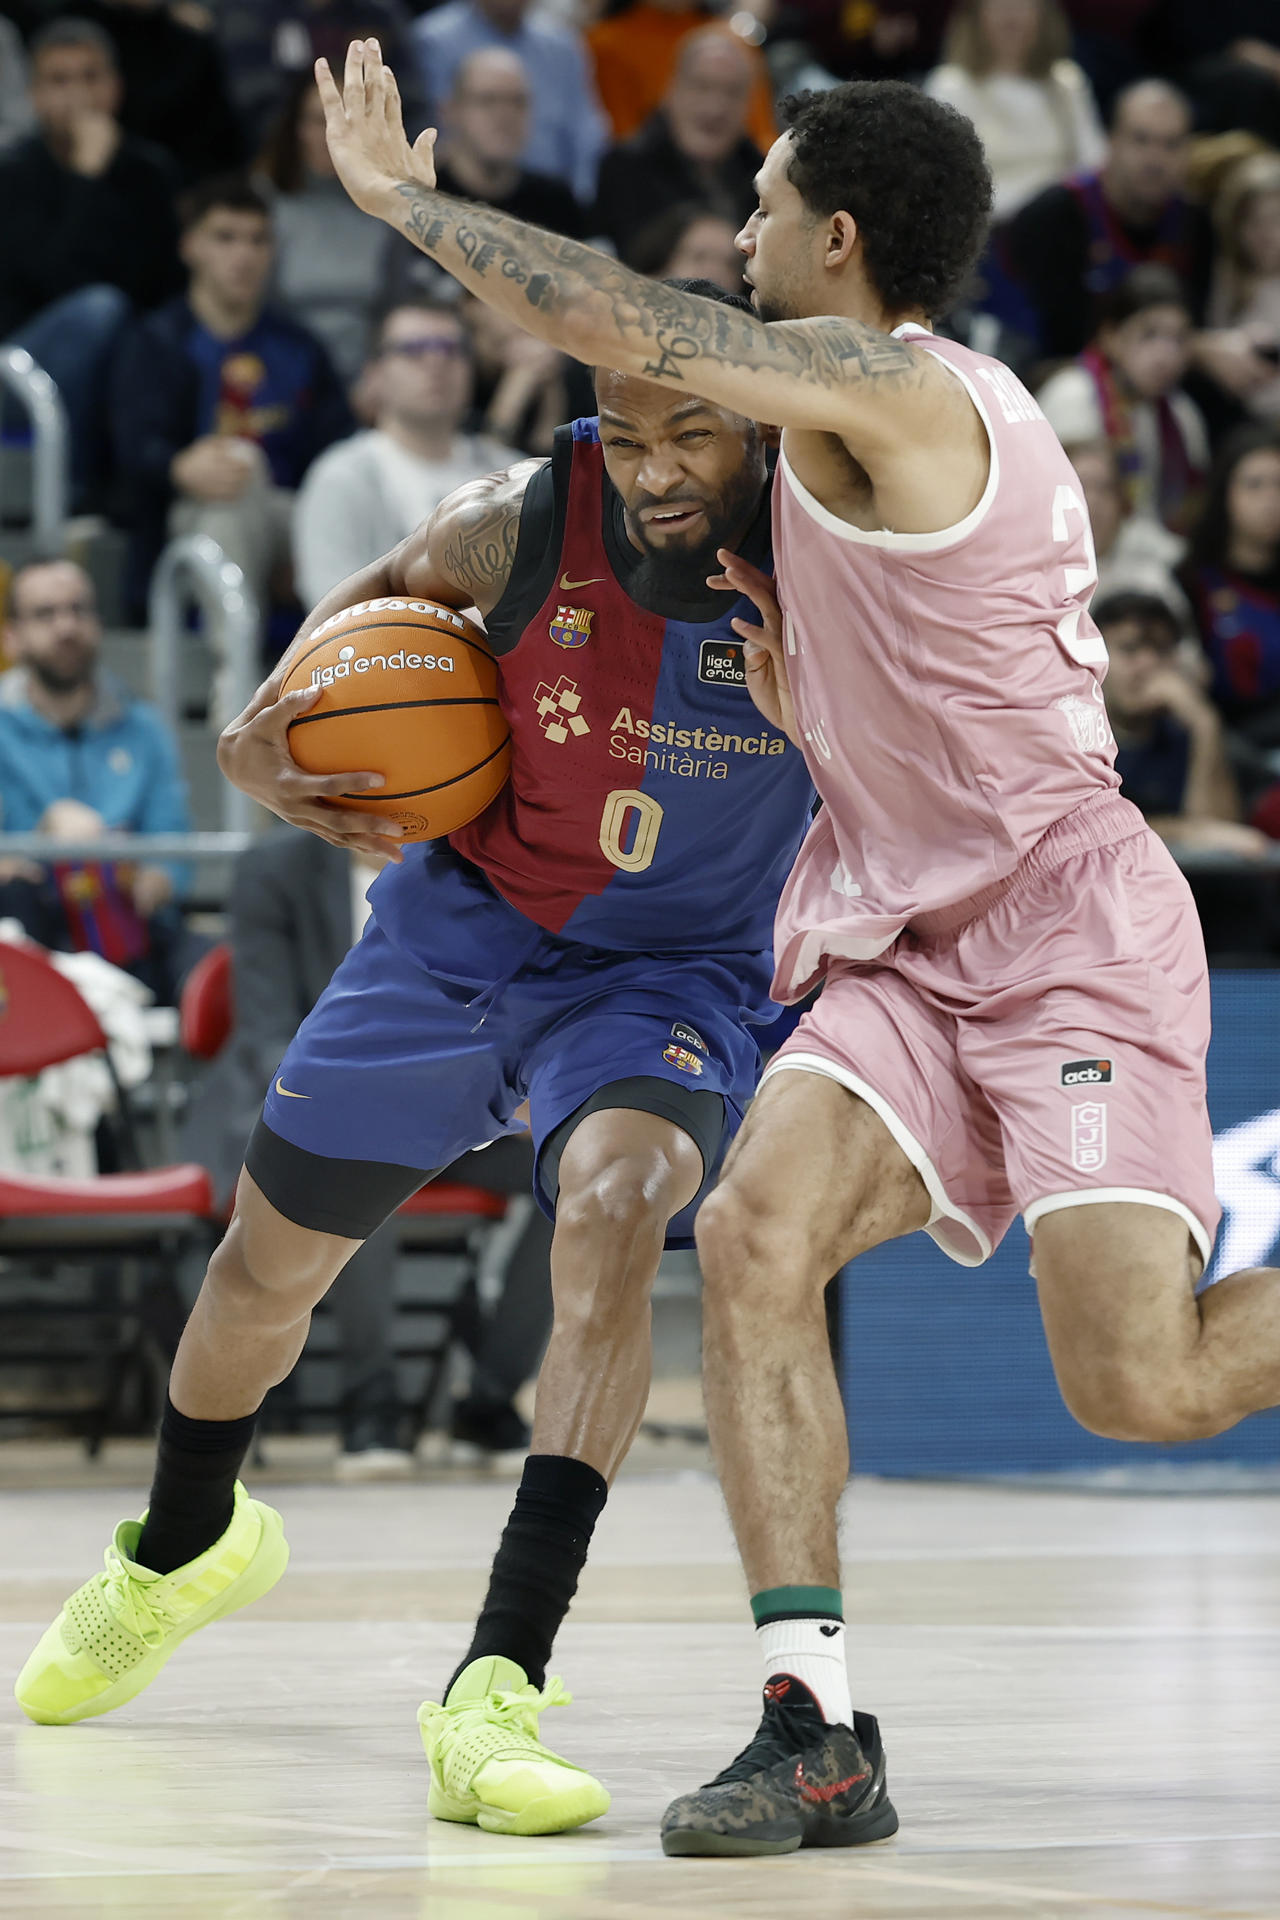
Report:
0,833,251,863
147,535,259,833
0,345,70,552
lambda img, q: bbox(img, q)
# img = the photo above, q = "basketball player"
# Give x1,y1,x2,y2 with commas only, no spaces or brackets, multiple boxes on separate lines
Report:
303,41,1280,1857
15,285,823,1837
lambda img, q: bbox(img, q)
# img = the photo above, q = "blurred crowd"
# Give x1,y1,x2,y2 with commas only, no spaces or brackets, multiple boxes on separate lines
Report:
5,0,1280,965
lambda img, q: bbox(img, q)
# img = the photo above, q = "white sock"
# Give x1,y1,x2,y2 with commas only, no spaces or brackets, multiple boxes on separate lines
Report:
756,1616,853,1728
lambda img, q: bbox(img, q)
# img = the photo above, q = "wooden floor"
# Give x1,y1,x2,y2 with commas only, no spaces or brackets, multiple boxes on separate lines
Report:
2,1450,1278,1918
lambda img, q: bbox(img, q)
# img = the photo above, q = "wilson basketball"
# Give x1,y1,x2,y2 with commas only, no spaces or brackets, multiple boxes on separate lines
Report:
281,598,510,841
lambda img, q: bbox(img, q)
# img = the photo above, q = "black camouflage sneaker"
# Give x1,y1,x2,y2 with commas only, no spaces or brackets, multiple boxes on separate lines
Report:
660,1676,899,1857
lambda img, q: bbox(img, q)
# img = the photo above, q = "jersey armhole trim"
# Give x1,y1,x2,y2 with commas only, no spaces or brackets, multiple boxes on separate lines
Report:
777,353,999,556
481,440,567,655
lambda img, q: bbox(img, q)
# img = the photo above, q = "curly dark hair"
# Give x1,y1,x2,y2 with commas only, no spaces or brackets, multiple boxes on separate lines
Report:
780,83,993,319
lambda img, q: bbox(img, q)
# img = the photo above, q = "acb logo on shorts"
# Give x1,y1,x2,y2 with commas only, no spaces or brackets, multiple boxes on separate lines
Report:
1061,1058,1112,1087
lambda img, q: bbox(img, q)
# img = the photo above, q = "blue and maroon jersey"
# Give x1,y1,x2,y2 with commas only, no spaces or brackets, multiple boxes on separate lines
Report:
1185,563,1280,721
447,420,813,953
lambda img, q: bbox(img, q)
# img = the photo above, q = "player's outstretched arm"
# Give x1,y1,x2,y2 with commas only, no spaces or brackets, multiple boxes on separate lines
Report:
317,40,940,454
216,460,536,855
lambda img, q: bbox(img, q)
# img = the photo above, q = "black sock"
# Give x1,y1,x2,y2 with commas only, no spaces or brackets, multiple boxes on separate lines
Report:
448,1453,608,1694
132,1396,260,1575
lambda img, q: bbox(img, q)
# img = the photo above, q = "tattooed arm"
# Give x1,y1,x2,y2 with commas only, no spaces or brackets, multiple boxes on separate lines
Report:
216,460,536,852
316,41,949,454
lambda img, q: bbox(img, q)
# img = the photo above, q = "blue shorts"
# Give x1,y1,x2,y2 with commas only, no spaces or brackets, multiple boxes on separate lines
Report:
253,846,777,1247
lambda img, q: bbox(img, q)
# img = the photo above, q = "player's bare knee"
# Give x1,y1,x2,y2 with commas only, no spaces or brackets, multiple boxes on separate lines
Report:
1058,1360,1218,1446
554,1158,670,1285
696,1180,800,1304
205,1204,348,1325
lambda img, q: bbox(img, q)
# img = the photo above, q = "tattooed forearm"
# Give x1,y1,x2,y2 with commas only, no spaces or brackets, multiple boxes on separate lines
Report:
388,182,929,424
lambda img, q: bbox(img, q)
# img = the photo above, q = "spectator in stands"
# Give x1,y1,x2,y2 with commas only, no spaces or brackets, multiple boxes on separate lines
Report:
256,75,387,385
623,200,744,292
377,48,586,311
1182,423,1280,759
923,0,1104,223
212,0,427,154
0,558,193,1003
412,0,607,203
0,15,35,154
1037,265,1209,536
1005,79,1211,359
109,174,352,669
1096,586,1268,860
293,298,518,605
594,26,760,257
463,297,588,455
587,1,776,155
1208,151,1280,424
1066,438,1187,608
0,17,183,503
182,824,553,1467
48,0,243,186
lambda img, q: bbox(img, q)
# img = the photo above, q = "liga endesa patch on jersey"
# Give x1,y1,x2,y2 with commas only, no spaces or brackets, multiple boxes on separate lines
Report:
698,639,746,686
1060,1058,1113,1087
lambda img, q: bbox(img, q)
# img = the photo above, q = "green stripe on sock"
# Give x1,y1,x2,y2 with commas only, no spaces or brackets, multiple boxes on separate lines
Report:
750,1584,843,1625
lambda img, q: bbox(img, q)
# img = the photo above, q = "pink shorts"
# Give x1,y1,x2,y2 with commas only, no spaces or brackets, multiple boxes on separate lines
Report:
763,804,1219,1268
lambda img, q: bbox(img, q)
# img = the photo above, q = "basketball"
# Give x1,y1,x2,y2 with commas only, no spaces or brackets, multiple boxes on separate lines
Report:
280,598,510,840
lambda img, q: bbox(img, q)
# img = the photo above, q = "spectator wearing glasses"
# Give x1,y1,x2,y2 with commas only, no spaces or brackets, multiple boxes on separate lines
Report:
377,48,586,313
0,559,193,1004
292,297,518,606
412,0,608,203
593,26,762,258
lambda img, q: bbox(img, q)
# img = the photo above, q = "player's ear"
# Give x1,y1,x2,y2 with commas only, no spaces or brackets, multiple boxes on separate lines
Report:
826,212,857,271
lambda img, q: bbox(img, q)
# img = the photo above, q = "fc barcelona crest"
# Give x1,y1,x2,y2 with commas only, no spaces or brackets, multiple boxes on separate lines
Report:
550,604,594,649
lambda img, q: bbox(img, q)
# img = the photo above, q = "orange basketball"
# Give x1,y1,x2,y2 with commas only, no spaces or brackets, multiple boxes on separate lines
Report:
281,598,510,841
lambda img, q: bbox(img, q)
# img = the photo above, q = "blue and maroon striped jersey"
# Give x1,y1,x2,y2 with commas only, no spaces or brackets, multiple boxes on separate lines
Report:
448,420,814,952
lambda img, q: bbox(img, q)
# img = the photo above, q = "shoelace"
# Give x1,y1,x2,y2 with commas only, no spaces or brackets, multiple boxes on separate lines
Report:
422,1677,571,1763
99,1549,184,1648
709,1697,827,1786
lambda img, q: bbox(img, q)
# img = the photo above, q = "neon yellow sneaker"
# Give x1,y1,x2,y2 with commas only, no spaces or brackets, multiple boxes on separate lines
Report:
15,1482,288,1725
419,1654,611,1835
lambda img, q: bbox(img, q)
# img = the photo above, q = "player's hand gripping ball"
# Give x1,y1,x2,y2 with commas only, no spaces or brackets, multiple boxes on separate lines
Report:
280,599,511,842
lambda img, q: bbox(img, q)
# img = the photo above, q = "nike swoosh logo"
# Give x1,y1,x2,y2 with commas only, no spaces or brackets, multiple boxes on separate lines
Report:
795,1762,871,1805
274,1077,311,1099
559,574,604,591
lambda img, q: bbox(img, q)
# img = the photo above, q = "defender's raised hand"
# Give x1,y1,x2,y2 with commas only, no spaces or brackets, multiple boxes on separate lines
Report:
315,37,437,219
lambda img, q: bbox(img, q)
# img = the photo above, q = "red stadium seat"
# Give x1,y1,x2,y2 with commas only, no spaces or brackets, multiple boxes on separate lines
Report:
0,939,215,1454
179,941,234,1061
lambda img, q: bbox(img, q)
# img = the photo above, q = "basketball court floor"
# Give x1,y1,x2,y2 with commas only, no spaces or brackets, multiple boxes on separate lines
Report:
2,1453,1278,1919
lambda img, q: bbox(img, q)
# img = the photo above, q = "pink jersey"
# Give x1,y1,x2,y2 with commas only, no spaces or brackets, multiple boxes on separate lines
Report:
772,325,1130,1002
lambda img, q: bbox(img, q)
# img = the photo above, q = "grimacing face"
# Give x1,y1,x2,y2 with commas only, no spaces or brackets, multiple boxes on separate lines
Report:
594,370,766,589
735,136,826,325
